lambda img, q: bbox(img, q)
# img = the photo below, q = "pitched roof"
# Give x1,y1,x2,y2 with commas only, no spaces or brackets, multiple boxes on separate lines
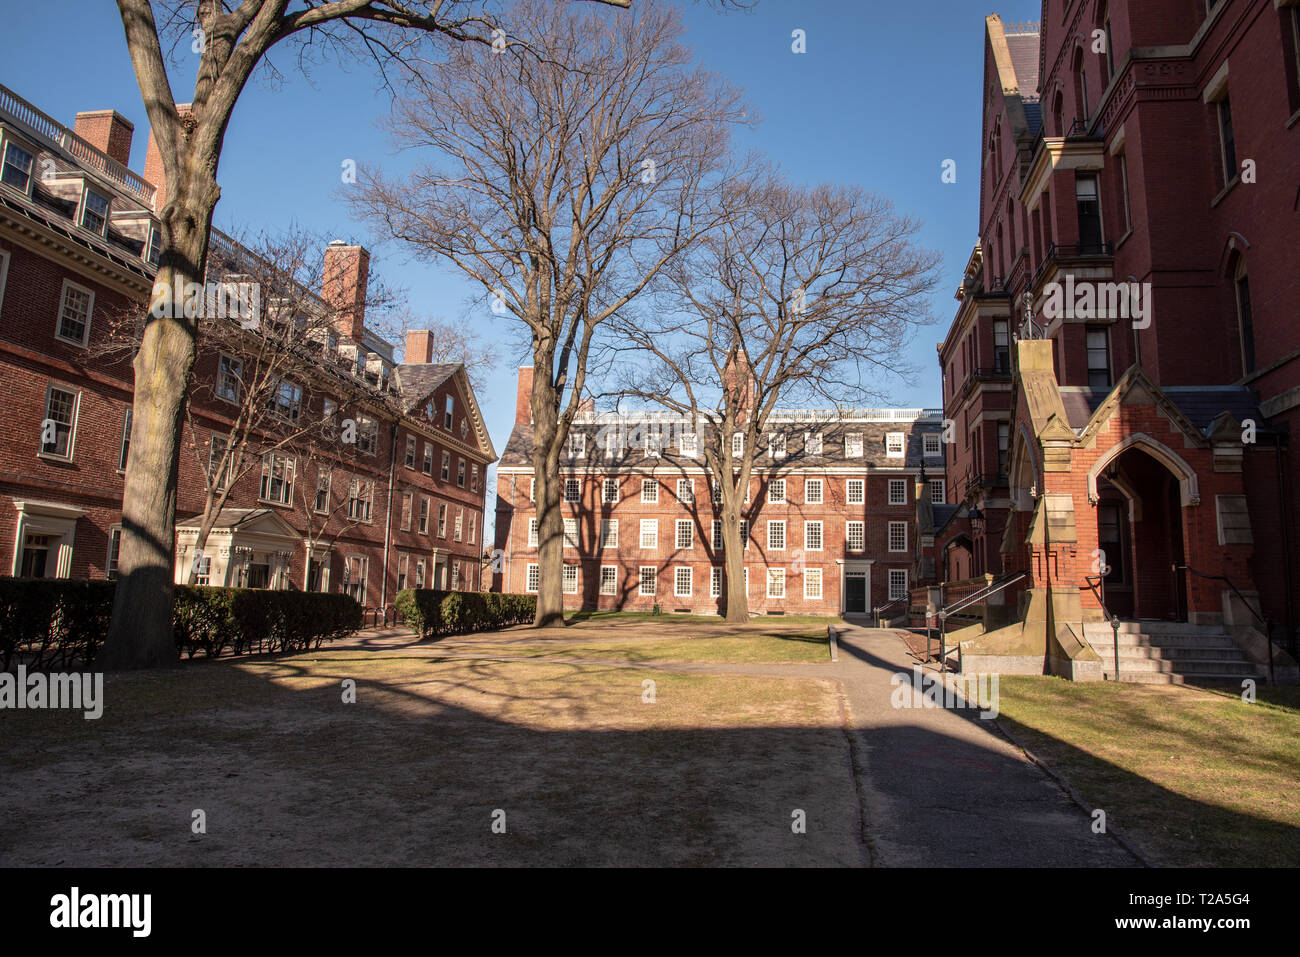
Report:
1059,383,1266,436
1004,32,1041,101
393,362,460,413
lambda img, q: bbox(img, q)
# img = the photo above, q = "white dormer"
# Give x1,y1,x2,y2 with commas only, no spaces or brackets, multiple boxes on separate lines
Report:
886,432,906,458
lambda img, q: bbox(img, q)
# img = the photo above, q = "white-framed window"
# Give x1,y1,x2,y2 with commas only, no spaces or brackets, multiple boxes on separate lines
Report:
768,479,786,504
444,395,454,429
569,431,586,458
471,464,479,492
398,489,413,528
562,564,579,594
712,520,723,550
679,432,698,457
528,517,539,547
117,407,132,472
888,568,908,601
804,567,823,600
677,478,694,503
710,566,722,598
768,432,786,459
438,503,448,537
923,433,942,457
744,567,750,594
215,356,244,405
805,431,823,456
259,453,295,505
886,432,906,458
528,476,535,501
456,458,466,487
847,520,865,552
346,477,373,523
739,519,750,550
193,553,211,586
146,226,162,266
419,497,430,534
767,567,786,599
640,519,658,549
563,517,578,548
397,554,409,591
599,565,619,595
676,519,694,549
469,513,477,545
1,141,35,193
404,436,418,469
453,508,464,541
422,444,434,475
639,565,657,596
929,479,946,505
106,526,122,580
644,430,661,457
845,433,864,458
56,279,93,347
269,379,303,423
357,416,378,454
847,478,865,505
641,479,658,503
889,479,908,505
888,521,908,553
415,559,426,589
732,432,744,456
441,451,451,481
564,478,581,502
207,435,232,490
805,478,823,504
674,566,692,597
768,520,786,550
600,519,618,549
711,478,722,501
80,188,110,236
526,563,540,593
322,472,339,516
805,521,823,551
602,477,620,503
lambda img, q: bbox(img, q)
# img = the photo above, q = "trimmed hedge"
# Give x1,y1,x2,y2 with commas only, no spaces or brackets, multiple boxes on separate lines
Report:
395,589,535,640
0,577,363,669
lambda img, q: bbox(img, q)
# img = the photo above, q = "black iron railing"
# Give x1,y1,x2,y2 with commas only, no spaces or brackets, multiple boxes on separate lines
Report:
931,572,1027,672
1084,574,1124,681
1174,564,1275,684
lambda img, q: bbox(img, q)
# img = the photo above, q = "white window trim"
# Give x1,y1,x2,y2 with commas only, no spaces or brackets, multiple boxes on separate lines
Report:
55,278,94,348
845,433,864,458
889,479,908,506
768,519,786,551
106,524,123,580
675,519,694,550
564,478,581,503
526,516,538,547
526,563,539,593
805,478,823,505
923,433,942,457
640,519,658,550
603,478,620,503
886,432,906,458
888,569,909,601
804,567,822,600
674,566,693,597
768,479,787,504
710,566,722,598
600,518,619,549
677,478,694,503
846,478,865,505
641,479,658,503
562,564,580,594
563,517,578,549
766,567,786,599
638,565,657,596
889,521,909,553
38,383,81,462
930,479,946,505
599,565,619,595
846,520,865,553
804,520,823,552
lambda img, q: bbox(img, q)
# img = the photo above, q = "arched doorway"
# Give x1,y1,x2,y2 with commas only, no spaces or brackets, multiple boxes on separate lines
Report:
1090,441,1192,621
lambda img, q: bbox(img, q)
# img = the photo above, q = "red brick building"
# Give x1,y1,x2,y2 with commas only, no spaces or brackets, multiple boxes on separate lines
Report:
493,367,945,616
0,85,495,609
933,3,1300,679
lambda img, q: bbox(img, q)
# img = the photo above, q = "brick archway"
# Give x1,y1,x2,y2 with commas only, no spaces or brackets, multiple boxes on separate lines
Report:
1086,433,1200,509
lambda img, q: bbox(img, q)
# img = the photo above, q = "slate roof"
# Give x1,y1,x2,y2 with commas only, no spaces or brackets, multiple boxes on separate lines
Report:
1058,384,1266,435
1005,32,1041,101
1022,101,1043,136
392,362,460,413
499,414,945,471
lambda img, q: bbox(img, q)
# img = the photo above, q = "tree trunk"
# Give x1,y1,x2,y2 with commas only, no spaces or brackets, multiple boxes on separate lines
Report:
99,189,214,669
722,504,750,624
532,453,565,628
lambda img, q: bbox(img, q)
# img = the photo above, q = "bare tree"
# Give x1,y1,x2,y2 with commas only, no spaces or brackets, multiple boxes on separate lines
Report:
392,313,500,387
102,0,639,669
608,173,940,623
349,0,746,626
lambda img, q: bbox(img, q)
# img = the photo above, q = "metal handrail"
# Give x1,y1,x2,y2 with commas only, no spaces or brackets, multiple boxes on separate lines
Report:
930,571,1027,672
872,594,908,620
1084,574,1124,682
1174,563,1275,684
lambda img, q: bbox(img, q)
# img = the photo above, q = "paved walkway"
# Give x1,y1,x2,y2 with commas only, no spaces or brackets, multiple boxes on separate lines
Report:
336,621,1140,866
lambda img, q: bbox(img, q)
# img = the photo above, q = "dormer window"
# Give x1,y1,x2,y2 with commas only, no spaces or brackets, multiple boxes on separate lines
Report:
886,432,906,458
146,226,162,266
769,433,786,459
732,432,744,456
569,431,586,458
845,433,864,458
923,433,941,457
2,142,34,192
805,431,823,456
81,189,109,235
679,432,698,457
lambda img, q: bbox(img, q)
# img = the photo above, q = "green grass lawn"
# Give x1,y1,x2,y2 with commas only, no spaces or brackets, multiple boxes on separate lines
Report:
462,631,832,664
564,610,840,625
996,678,1300,867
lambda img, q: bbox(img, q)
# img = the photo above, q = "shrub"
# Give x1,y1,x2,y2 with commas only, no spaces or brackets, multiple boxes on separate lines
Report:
0,578,363,669
395,589,535,639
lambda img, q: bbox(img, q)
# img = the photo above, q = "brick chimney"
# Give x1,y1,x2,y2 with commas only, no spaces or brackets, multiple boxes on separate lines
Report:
405,329,435,365
322,241,370,343
142,104,193,202
723,351,756,423
515,366,534,426
74,110,134,166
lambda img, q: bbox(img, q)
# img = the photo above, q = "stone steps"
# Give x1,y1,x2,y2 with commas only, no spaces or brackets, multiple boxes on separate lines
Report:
1082,623,1263,685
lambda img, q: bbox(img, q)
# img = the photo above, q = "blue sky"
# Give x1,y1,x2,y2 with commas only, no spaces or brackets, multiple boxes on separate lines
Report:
1,0,1041,509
